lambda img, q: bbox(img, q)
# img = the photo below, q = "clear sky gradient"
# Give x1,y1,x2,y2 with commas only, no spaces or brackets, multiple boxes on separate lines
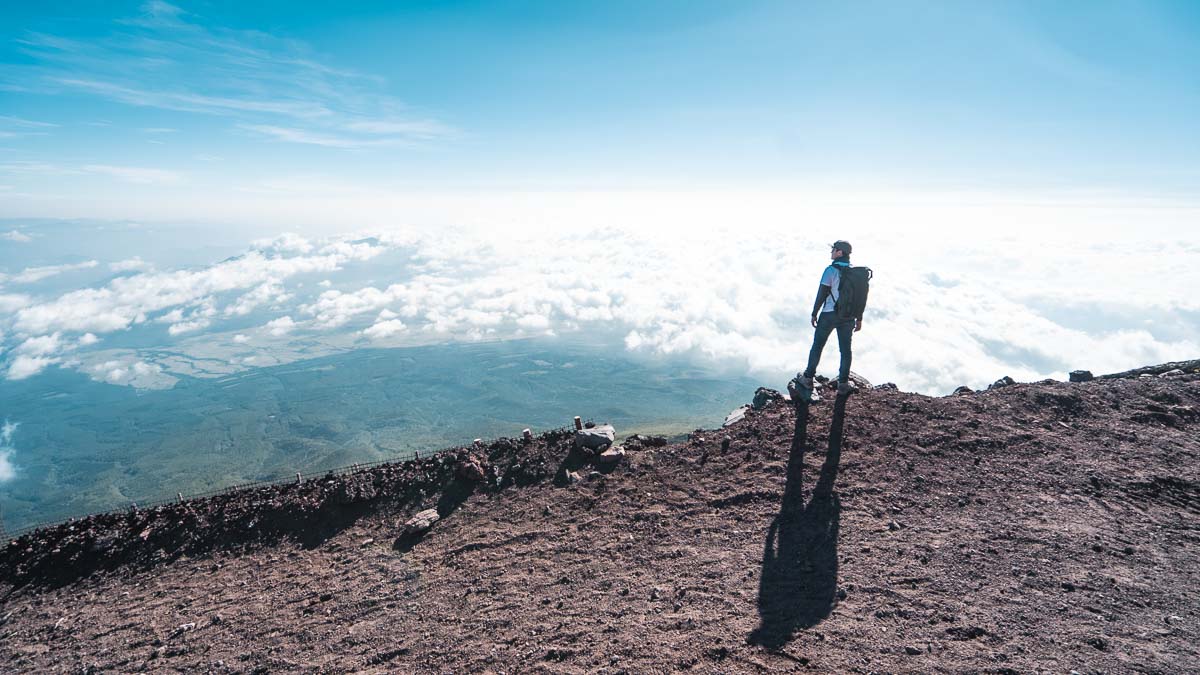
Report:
1,0,1199,225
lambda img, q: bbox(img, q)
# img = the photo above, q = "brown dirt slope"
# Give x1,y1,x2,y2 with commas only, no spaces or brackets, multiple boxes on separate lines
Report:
1,370,1198,673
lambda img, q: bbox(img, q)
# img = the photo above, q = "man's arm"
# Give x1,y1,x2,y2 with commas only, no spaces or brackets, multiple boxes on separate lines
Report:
810,284,832,327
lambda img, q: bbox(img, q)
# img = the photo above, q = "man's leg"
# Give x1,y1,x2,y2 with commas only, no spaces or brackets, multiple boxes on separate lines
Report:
803,312,836,379
835,317,853,384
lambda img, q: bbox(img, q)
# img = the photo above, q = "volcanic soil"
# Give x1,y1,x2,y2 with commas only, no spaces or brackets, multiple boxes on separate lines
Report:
1,369,1198,673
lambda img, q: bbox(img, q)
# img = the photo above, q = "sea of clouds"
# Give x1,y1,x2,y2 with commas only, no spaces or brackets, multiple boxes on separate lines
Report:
1,219,1197,398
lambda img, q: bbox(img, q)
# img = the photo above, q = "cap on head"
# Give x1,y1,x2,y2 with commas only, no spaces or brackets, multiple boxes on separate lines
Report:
831,240,852,255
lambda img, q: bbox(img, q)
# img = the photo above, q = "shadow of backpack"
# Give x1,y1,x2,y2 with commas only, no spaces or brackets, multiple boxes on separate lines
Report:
834,265,873,320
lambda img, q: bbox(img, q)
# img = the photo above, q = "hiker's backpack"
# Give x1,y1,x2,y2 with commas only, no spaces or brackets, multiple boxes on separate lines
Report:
834,265,873,320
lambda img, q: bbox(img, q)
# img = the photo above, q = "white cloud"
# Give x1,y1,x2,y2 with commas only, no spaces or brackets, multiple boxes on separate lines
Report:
86,358,165,387
0,294,31,313
0,420,17,483
232,333,250,343
168,318,210,335
110,256,152,272
253,233,313,254
265,316,296,336
362,318,406,340
78,332,99,346
2,230,32,242
13,235,386,335
10,260,98,284
16,333,64,357
7,355,58,380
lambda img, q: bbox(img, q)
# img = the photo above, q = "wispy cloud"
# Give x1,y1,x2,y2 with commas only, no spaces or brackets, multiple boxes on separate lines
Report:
0,161,182,184
9,3,454,149
0,116,58,129
82,164,182,185
8,260,98,284
2,230,32,243
0,115,57,140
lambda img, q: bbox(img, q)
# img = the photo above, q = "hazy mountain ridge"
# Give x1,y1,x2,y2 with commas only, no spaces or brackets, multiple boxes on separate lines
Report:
1,363,1197,672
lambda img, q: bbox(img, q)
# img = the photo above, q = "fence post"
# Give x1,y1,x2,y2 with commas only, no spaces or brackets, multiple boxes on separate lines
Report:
574,416,582,431
523,428,533,441
297,472,303,484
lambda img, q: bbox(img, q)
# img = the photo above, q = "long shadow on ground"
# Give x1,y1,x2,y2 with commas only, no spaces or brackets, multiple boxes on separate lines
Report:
749,394,847,648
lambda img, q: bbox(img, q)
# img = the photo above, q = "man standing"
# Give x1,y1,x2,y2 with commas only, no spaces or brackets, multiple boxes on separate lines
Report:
795,240,862,400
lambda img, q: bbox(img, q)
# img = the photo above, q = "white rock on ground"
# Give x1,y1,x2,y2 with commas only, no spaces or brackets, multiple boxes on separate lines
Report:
597,446,626,464
403,508,440,535
574,424,616,451
723,406,749,427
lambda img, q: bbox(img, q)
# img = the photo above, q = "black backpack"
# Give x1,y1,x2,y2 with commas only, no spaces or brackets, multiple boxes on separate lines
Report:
834,265,872,320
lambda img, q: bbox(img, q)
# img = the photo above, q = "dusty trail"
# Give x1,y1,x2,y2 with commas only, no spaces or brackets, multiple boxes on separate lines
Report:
2,371,1198,672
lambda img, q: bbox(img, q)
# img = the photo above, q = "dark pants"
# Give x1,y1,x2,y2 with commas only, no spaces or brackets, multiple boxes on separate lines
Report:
804,311,854,383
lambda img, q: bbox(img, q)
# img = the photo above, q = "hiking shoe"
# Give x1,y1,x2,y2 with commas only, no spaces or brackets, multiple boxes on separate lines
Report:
837,381,856,397
788,374,817,404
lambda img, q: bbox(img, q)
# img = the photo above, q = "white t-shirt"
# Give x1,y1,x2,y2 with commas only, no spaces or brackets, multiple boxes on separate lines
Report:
820,265,841,313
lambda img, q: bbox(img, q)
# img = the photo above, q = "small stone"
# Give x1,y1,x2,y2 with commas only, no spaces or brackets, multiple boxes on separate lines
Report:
360,538,375,547
587,471,603,481
597,446,626,465
887,520,902,531
904,645,922,655
1160,369,1186,378
1069,370,1094,383
874,382,899,391
565,471,582,484
402,508,440,535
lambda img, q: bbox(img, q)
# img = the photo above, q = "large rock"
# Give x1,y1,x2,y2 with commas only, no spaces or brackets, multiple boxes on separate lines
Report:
574,424,616,451
1069,370,1094,383
402,509,440,535
988,376,1016,390
456,457,486,482
751,387,782,410
847,371,872,389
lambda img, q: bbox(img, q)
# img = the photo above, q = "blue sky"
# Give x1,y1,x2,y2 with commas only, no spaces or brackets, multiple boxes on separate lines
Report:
1,0,1198,221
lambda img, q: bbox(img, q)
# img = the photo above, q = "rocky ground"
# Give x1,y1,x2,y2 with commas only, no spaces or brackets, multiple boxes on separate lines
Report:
1,366,1198,673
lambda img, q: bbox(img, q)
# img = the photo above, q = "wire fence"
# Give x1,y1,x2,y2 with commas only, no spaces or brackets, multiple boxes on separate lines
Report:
4,434,528,540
